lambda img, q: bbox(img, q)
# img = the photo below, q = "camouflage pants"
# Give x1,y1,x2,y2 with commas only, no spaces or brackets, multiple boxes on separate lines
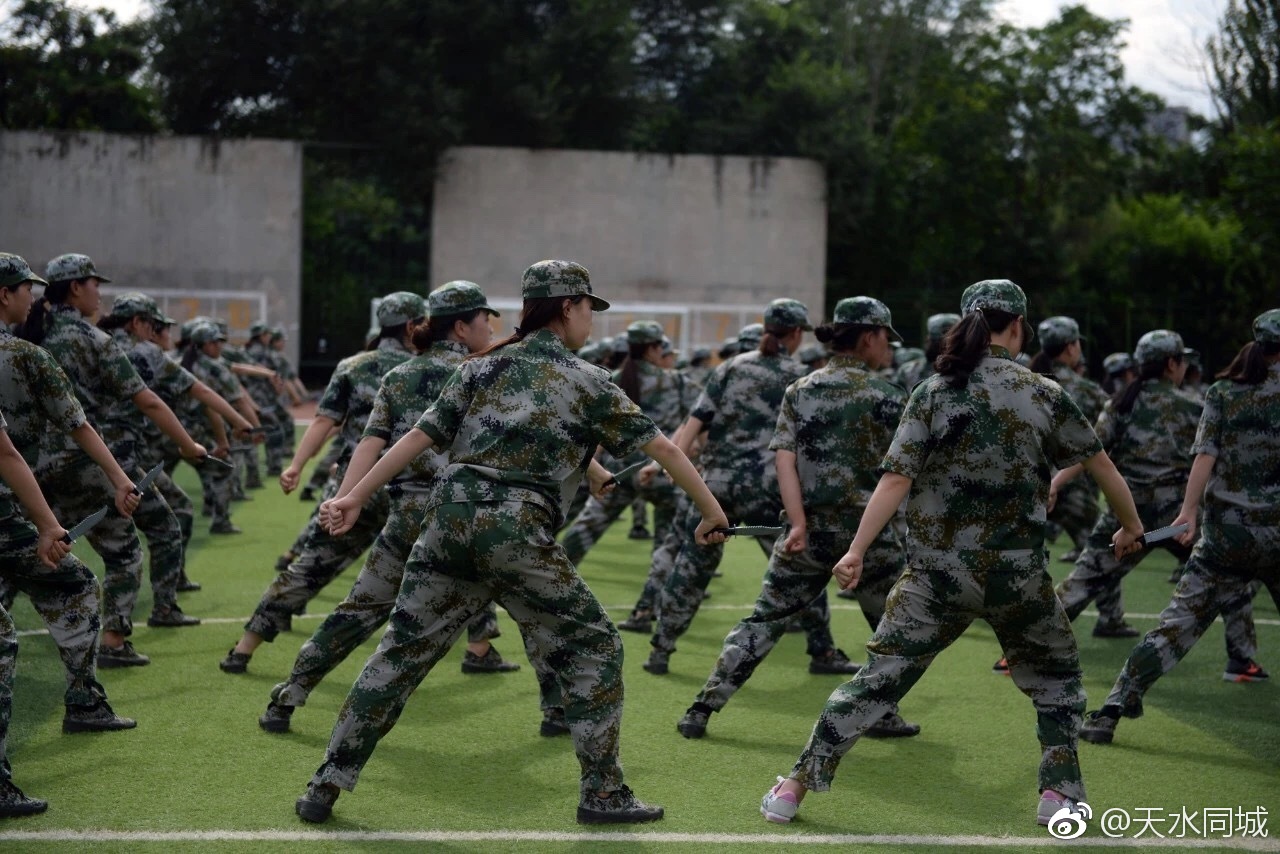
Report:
694,524,905,713
236,442,262,489
1057,488,1191,627
152,468,194,553
244,485,390,642
621,499,685,620
630,496,648,530
1,513,109,780
275,487,525,708
197,454,235,527
790,565,1086,802
1049,476,1099,551
42,461,181,634
312,500,627,798
560,479,675,566
259,405,289,475
651,480,831,657
1101,523,1280,717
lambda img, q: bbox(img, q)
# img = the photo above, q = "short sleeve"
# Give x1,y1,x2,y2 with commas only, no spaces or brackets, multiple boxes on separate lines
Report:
691,362,728,424
880,385,933,479
363,383,395,442
1190,384,1224,457
769,383,799,453
316,365,352,422
32,348,88,432
1045,388,1103,469
99,337,148,400
416,366,471,447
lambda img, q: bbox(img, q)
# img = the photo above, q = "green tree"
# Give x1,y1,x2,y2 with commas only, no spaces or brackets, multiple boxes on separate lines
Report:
0,0,160,131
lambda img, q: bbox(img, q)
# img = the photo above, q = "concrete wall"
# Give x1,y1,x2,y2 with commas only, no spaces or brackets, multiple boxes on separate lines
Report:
0,130,303,363
431,146,827,351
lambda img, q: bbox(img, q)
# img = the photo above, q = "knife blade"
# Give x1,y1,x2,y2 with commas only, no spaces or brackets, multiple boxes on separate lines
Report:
61,506,109,544
200,454,235,470
712,525,785,537
604,460,650,489
133,462,165,496
1136,523,1190,547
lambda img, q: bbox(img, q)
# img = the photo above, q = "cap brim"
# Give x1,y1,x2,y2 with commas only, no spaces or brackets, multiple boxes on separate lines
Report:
1022,318,1037,345
886,324,904,343
588,295,611,312
98,274,113,283
484,305,501,317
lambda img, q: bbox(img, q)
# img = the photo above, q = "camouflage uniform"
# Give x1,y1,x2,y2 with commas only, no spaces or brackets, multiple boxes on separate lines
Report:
181,322,242,530
1095,312,1280,720
893,313,958,391
649,300,822,664
1055,332,1205,636
682,347,714,390
0,414,117,782
241,297,419,643
33,292,180,636
308,261,659,804
788,281,1099,803
275,284,525,710
246,327,289,476
692,331,908,715
269,328,300,457
561,321,694,566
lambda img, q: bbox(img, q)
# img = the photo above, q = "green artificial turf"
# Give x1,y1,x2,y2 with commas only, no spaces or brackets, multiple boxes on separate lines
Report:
2,453,1276,852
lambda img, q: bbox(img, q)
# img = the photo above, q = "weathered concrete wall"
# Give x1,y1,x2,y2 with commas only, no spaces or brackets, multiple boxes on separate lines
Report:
0,130,303,363
431,147,827,350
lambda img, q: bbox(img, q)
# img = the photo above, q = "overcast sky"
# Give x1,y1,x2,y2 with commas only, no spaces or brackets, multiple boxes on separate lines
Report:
90,0,1226,115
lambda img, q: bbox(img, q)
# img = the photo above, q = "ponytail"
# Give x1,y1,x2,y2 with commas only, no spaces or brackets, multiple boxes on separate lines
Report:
616,342,655,404
935,309,1017,389
814,323,876,354
180,342,200,371
1218,341,1280,385
18,280,73,345
1113,359,1167,416
412,309,483,352
470,296,585,360
1028,340,1067,375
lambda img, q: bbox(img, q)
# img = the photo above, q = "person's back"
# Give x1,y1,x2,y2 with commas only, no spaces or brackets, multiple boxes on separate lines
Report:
1196,363,1280,523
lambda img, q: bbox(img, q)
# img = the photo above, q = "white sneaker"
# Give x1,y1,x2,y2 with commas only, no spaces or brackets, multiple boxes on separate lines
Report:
760,776,800,824
1037,790,1079,826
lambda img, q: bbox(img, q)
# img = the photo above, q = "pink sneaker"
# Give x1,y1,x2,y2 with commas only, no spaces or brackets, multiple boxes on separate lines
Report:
760,776,800,824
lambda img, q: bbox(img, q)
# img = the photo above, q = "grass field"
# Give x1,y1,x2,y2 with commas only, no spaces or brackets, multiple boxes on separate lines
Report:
2,448,1277,852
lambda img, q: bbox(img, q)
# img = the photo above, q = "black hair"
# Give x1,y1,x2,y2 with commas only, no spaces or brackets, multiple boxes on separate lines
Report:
1112,359,1168,416
470,296,586,360
17,279,75,346
617,340,661,404
814,322,877,354
412,308,484,351
1218,341,1280,385
365,320,415,352
1028,339,1069,375
935,309,1019,388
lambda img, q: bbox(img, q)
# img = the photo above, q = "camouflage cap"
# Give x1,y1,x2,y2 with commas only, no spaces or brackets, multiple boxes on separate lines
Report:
1134,329,1193,365
376,291,427,327
960,279,1027,317
1103,352,1136,376
521,260,609,311
248,322,271,339
797,343,828,365
661,336,675,355
576,340,605,364
188,320,227,346
0,252,48,289
107,291,163,323
1037,316,1085,350
626,320,666,345
738,323,765,347
718,337,741,359
46,253,111,284
270,325,286,341
429,280,499,318
214,319,230,336
1253,309,1280,344
832,296,903,342
926,312,962,342
764,298,813,331
895,346,925,368
609,335,629,354
691,346,712,362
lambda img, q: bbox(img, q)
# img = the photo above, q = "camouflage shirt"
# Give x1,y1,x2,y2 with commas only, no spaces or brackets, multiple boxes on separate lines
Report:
771,354,906,527
893,356,933,392
1094,379,1200,492
40,303,146,426
682,364,712,391
0,328,87,477
606,360,694,467
691,348,808,490
1051,362,1108,424
363,339,469,484
882,347,1102,571
243,340,283,408
98,331,197,453
180,351,243,443
416,329,659,527
316,337,413,465
1191,363,1280,526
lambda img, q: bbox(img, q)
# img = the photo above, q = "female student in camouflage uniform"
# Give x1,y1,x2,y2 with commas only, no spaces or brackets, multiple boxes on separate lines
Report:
219,293,424,673
676,297,919,741
1031,316,1110,566
293,260,730,826
560,319,694,566
18,254,208,666
759,280,1144,828
177,321,257,533
642,300,853,677
1080,310,1280,744
892,312,960,391
257,281,530,734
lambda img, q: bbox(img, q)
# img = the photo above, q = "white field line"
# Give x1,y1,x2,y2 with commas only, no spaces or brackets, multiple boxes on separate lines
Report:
13,607,1280,639
0,828,1274,848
